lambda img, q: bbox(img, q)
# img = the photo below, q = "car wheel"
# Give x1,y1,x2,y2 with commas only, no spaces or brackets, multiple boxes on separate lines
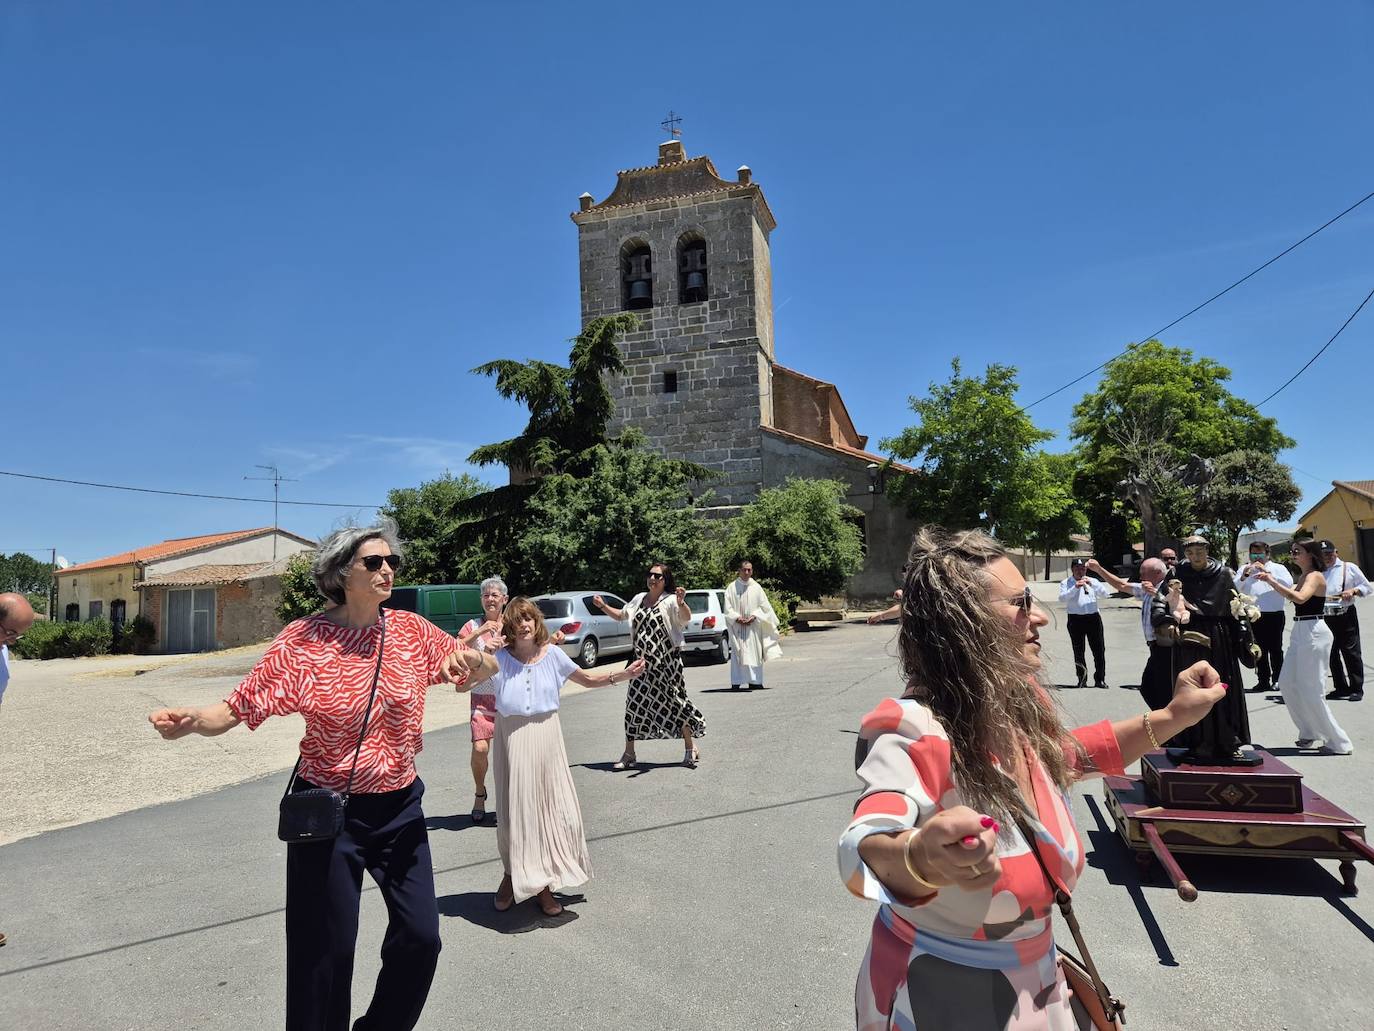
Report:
714,634,730,664
578,636,599,668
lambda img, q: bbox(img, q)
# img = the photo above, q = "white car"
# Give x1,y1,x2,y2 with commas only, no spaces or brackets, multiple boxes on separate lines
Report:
682,589,730,664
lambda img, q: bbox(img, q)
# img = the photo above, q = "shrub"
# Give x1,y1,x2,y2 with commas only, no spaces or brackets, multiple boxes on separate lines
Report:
760,580,801,632
12,618,114,659
118,615,156,655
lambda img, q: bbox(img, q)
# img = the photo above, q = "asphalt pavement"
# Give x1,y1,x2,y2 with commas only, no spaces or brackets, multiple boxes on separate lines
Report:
2,593,1372,1030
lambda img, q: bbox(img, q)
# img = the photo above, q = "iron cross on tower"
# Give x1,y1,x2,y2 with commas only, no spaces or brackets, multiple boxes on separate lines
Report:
660,111,683,138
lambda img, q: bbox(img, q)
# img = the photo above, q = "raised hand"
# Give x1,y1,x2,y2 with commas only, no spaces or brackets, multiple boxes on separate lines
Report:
592,595,605,610
674,586,686,605
1166,660,1227,729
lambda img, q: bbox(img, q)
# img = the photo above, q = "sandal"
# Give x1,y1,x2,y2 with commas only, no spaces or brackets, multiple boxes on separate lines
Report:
537,887,564,917
612,751,638,771
494,874,514,912
471,790,488,822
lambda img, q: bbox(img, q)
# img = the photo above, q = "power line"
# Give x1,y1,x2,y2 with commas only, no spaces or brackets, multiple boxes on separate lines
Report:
1021,188,1374,411
0,469,378,509
1255,281,1374,407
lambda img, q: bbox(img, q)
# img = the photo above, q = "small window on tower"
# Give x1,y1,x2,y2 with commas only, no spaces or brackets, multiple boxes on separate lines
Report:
663,371,678,394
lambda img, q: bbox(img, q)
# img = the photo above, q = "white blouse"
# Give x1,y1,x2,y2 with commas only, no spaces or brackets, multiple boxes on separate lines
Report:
489,645,580,718
622,592,689,648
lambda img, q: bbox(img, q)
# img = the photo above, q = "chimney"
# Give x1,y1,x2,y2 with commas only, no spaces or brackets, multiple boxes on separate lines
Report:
578,192,594,211
659,139,686,165
737,165,752,185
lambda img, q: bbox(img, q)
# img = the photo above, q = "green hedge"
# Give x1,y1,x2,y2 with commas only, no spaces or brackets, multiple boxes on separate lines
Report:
11,618,115,660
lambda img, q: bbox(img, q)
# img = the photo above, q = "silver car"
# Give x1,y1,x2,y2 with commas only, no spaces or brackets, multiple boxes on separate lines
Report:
682,589,730,664
533,591,635,668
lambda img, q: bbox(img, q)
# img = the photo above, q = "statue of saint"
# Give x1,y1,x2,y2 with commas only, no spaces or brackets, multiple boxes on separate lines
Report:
1151,535,1262,766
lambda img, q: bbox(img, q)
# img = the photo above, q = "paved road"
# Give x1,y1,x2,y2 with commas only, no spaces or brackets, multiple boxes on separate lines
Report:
2,595,1372,1029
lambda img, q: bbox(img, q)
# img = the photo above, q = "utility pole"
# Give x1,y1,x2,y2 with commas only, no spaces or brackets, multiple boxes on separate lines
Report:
244,465,297,561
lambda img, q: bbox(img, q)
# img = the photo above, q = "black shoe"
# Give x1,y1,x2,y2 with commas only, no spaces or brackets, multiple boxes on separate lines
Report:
1249,684,1271,693
1349,693,1364,702
1076,676,1087,689
731,684,741,691
1095,681,1108,689
1327,691,1354,700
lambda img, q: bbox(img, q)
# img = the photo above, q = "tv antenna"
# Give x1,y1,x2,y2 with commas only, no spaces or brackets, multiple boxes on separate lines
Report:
244,464,297,560
661,110,683,139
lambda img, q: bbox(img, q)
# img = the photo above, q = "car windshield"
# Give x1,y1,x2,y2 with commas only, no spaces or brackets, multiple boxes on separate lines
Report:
536,599,572,619
684,592,711,614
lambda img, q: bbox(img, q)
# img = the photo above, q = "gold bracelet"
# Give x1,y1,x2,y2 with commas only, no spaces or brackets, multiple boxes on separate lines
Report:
1142,711,1160,750
902,830,942,895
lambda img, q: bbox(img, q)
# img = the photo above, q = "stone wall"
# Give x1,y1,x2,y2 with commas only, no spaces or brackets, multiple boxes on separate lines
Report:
760,431,916,602
575,190,773,506
216,578,285,648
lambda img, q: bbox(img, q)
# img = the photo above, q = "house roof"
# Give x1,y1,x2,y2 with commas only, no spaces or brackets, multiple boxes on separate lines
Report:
761,425,915,473
59,527,295,576
133,560,290,590
571,152,777,232
1297,480,1374,526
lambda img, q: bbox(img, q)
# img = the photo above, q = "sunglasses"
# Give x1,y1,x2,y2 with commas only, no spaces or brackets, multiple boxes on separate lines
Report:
358,554,402,573
647,571,665,580
995,586,1036,613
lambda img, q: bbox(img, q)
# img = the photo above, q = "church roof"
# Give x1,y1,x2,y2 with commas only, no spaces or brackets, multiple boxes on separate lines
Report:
762,425,915,474
572,145,776,232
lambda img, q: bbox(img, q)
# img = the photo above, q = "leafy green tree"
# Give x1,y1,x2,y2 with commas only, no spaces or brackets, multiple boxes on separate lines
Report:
276,552,325,623
721,478,864,607
1070,340,1294,558
379,472,491,584
999,452,1087,579
514,431,717,595
1195,449,1302,568
0,552,53,596
881,360,1054,532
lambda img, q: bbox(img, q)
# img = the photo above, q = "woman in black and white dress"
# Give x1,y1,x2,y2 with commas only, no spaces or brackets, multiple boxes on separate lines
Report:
594,563,706,769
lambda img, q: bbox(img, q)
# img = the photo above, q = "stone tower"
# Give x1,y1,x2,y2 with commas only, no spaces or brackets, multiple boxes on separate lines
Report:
570,139,777,507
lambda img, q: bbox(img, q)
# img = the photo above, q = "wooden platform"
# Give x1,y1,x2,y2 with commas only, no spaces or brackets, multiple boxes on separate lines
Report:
1103,749,1374,900
1142,748,1303,813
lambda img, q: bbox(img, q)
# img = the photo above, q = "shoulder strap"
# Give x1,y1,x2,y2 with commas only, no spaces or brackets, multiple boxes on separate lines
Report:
1013,812,1119,1019
282,610,387,800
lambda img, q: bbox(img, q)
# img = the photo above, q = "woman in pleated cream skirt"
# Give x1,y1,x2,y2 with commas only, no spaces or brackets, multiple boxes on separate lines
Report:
481,597,644,916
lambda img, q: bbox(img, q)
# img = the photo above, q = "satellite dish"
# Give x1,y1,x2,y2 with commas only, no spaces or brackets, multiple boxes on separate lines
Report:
55,556,71,569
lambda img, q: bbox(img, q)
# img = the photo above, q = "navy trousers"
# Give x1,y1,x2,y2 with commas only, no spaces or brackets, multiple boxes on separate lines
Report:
285,777,441,1031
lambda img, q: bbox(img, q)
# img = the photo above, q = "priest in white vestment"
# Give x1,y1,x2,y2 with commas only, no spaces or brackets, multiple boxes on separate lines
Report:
724,560,782,689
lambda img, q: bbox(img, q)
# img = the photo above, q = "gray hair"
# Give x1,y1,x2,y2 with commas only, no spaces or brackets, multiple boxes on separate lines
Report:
312,518,404,605
480,576,509,597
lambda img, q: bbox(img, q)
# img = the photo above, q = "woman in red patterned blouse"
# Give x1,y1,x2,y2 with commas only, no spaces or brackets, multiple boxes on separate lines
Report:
149,520,496,1031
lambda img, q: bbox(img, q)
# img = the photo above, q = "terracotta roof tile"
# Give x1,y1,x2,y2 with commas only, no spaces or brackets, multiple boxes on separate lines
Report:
133,561,286,590
1337,480,1374,501
762,425,915,473
59,528,278,576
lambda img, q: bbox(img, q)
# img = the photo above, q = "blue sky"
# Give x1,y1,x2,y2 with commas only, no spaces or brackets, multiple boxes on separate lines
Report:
4,2,1371,565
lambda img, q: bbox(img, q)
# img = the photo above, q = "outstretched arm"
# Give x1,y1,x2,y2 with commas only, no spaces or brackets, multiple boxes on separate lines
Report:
592,595,626,621
1086,559,1131,594
567,658,646,688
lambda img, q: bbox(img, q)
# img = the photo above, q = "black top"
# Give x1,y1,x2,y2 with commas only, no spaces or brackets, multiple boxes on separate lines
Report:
1295,585,1324,618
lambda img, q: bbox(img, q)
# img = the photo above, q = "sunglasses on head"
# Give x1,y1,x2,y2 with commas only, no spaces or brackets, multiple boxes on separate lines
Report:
647,571,664,580
359,554,402,572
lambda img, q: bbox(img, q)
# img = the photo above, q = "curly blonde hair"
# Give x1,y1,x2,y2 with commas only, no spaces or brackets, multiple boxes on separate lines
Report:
897,527,1078,818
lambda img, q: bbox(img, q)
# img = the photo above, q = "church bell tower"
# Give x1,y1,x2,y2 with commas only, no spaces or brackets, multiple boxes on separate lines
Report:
570,138,777,507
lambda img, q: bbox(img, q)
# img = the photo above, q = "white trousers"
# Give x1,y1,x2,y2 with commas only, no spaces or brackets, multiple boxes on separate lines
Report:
1278,619,1353,753
729,653,763,686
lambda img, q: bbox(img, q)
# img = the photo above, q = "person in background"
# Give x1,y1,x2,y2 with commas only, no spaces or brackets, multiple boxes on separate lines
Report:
1160,546,1179,575
1319,540,1371,702
1057,558,1110,688
1235,540,1294,693
594,563,706,769
867,565,908,625
1256,540,1352,754
0,592,37,950
839,527,1224,1030
1085,559,1172,710
455,576,563,823
485,598,645,916
148,521,495,1031
723,560,782,690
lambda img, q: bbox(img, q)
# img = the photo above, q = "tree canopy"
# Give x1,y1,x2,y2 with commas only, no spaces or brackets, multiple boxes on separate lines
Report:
379,472,492,584
1195,449,1302,567
880,360,1059,537
1070,340,1294,559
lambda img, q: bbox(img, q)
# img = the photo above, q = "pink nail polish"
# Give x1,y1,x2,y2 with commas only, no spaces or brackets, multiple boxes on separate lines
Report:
980,816,996,829
961,835,979,847
1220,683,1229,692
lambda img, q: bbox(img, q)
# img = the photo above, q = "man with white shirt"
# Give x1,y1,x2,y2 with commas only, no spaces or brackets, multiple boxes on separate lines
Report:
0,592,36,951
1088,557,1172,709
1319,540,1371,701
1058,558,1111,687
1236,540,1295,693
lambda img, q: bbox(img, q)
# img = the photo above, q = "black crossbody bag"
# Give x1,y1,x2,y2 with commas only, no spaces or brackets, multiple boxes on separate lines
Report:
277,611,386,843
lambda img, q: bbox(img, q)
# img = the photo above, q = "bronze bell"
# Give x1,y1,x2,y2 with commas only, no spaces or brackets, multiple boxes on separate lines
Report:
628,279,652,307
683,271,706,302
